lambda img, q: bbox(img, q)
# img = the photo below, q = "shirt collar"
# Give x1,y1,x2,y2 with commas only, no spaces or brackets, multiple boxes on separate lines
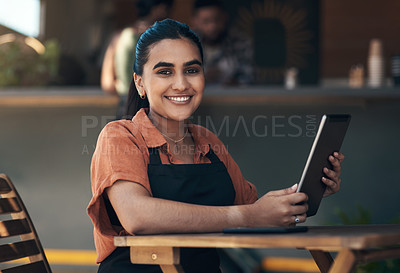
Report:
132,108,167,148
132,108,212,156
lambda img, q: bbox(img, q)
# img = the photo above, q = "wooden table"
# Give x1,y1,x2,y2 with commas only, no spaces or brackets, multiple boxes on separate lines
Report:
115,224,400,273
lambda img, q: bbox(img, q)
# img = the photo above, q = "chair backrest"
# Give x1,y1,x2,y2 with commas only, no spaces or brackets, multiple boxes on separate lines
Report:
0,174,52,273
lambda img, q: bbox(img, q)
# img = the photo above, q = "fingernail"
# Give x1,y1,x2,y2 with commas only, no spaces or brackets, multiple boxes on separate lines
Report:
330,155,334,160
334,152,339,157
291,184,298,190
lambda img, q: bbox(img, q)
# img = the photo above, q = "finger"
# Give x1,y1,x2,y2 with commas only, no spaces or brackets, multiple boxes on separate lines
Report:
329,155,342,173
289,192,308,205
333,152,345,163
292,203,308,215
293,213,307,224
323,167,339,181
322,176,341,193
268,184,298,196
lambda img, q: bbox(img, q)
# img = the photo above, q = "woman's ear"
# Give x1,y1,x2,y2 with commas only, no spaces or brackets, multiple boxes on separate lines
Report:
134,73,145,97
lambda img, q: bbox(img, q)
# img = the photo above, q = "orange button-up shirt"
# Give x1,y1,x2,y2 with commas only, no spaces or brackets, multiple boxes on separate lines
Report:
87,108,258,263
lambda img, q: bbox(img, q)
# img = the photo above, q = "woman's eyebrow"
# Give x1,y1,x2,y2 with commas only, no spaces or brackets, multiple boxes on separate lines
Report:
184,59,202,66
153,59,202,70
153,62,174,70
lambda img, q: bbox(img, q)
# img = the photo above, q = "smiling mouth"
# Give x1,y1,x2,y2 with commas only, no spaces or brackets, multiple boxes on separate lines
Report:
165,96,192,102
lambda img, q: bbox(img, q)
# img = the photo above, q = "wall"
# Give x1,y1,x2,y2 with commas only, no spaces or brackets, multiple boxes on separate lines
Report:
38,0,400,84
42,0,110,84
1,88,399,252
321,0,400,78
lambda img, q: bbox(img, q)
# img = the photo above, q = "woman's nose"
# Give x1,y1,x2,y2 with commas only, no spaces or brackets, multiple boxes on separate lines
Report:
172,72,189,91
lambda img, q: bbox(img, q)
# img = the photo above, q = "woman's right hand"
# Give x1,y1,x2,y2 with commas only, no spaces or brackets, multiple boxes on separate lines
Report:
245,184,309,227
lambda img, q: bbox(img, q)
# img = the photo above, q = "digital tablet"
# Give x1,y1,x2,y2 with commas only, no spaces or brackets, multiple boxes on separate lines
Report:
297,114,351,216
223,226,308,234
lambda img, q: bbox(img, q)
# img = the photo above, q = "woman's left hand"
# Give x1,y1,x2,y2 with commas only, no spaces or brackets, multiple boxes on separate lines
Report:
322,152,345,197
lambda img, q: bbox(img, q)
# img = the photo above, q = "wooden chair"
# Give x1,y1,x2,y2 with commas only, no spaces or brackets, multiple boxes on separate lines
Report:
0,174,52,273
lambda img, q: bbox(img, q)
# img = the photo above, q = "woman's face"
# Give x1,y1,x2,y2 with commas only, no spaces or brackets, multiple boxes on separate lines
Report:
135,38,205,122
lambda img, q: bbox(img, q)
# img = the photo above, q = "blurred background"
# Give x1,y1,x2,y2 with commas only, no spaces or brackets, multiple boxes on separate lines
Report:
1,0,400,86
1,0,399,272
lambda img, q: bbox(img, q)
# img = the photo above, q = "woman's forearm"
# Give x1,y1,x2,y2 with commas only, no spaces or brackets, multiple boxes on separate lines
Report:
107,181,309,234
126,194,248,234
107,180,250,235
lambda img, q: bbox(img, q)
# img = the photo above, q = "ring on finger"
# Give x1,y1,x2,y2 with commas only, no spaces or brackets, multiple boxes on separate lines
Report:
295,216,300,223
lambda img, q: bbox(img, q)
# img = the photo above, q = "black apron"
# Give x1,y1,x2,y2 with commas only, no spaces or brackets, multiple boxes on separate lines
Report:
99,146,236,273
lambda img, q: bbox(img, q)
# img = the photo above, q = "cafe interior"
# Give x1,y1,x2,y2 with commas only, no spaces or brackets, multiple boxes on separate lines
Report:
0,0,399,272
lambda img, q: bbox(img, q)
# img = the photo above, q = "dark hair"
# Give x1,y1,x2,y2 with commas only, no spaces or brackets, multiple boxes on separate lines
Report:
124,19,203,118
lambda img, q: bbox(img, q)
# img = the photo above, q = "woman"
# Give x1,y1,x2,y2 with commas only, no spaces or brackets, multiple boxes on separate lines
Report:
87,19,344,273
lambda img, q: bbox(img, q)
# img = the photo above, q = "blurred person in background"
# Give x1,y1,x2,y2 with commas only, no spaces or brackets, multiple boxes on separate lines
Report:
191,0,254,85
101,0,174,119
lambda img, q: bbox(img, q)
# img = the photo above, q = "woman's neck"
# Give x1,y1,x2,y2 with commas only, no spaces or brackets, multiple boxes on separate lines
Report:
148,109,195,163
148,109,188,141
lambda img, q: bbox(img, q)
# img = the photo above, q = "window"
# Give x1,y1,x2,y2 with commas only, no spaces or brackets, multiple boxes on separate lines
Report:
0,0,41,37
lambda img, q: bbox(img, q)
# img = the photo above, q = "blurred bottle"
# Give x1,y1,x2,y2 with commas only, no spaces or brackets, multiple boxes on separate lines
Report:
349,64,364,88
368,39,385,88
391,54,400,86
285,67,298,89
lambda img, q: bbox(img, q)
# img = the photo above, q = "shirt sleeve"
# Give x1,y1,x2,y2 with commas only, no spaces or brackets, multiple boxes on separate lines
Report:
87,121,150,236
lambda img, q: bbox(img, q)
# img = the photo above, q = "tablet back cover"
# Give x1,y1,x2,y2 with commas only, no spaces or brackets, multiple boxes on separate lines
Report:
300,114,351,216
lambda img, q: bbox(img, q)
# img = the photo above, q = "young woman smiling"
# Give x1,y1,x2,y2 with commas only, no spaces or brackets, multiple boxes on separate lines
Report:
87,19,345,273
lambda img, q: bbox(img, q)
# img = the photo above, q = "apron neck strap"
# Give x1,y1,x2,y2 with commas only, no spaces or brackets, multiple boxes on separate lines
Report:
205,148,221,163
148,147,162,165
147,146,221,164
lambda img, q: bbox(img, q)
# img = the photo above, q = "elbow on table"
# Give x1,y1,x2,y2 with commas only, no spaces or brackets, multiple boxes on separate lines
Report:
123,223,146,235
120,215,153,235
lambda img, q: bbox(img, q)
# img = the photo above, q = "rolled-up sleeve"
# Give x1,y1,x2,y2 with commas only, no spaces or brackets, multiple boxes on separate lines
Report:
87,121,150,236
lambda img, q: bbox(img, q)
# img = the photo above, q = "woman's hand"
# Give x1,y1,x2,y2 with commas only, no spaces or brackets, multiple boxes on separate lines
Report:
322,152,345,197
246,184,308,227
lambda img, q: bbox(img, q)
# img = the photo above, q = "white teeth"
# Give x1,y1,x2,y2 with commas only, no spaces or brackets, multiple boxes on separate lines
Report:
167,96,190,102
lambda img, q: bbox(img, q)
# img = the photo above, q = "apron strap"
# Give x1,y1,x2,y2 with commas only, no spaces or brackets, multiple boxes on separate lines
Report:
148,146,221,164
148,147,162,165
205,148,221,163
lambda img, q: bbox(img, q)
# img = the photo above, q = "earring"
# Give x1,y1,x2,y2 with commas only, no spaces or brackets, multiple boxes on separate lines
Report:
139,92,146,99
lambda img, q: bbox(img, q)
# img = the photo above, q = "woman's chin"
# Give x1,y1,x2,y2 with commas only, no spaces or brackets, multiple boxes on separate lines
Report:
166,107,199,121
166,113,192,122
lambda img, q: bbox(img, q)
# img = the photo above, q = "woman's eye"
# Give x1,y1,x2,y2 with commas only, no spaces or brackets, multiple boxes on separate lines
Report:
186,68,199,74
157,69,172,75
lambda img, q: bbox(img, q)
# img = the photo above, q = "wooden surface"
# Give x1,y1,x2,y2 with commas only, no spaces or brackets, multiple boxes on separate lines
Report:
115,225,400,273
115,224,400,251
310,250,334,273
